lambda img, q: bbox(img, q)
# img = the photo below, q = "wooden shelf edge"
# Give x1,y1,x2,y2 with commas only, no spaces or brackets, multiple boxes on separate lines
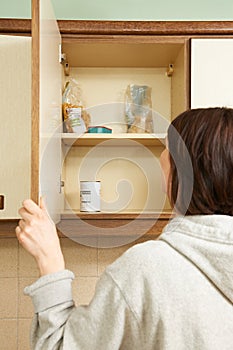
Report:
62,133,166,147
57,214,170,239
0,220,18,238
0,214,171,238
61,212,173,220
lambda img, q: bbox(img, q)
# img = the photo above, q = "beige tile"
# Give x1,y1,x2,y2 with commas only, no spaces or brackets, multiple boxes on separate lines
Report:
18,278,36,318
0,278,17,318
72,277,99,306
61,238,98,277
0,238,18,277
18,245,40,277
18,318,32,350
0,319,17,350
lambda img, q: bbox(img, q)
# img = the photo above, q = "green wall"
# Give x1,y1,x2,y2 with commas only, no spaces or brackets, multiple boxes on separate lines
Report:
0,0,233,20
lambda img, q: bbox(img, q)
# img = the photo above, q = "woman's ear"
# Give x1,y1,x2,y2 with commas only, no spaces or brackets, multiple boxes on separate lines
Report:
160,148,172,197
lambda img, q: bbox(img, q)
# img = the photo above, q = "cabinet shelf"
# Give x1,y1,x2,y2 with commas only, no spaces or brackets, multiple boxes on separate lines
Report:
57,211,173,239
62,133,166,147
61,210,173,220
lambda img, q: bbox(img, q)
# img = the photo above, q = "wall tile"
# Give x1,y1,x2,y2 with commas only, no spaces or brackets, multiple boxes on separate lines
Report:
61,238,98,277
72,277,99,306
0,278,17,318
18,318,32,350
0,319,17,350
18,278,36,318
18,246,39,278
0,238,18,277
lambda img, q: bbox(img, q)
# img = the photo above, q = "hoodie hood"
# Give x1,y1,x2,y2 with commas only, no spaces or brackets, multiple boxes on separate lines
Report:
159,215,233,304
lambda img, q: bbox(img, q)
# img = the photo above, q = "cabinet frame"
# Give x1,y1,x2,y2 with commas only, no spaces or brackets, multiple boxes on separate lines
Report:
1,19,233,36
1,18,233,237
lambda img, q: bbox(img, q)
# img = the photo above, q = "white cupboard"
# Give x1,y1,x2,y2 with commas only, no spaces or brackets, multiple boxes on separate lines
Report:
0,35,31,219
191,38,233,108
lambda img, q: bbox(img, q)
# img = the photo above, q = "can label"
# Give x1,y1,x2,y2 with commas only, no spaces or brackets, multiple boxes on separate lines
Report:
80,181,101,212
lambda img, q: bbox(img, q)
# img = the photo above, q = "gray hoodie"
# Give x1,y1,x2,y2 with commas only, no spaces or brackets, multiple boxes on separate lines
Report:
25,214,233,349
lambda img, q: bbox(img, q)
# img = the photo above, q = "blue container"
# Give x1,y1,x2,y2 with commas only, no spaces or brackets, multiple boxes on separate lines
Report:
87,126,112,133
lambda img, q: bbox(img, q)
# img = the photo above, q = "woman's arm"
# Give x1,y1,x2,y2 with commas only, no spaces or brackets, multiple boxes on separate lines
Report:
16,199,142,350
24,268,141,350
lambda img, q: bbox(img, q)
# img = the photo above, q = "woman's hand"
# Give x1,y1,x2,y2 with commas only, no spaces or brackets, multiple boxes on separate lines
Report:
16,198,65,276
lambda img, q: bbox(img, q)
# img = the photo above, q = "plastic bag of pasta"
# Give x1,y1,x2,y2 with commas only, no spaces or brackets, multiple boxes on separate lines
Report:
62,79,90,133
125,84,153,133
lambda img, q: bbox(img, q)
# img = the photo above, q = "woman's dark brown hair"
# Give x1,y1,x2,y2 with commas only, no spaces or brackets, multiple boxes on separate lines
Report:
167,107,233,216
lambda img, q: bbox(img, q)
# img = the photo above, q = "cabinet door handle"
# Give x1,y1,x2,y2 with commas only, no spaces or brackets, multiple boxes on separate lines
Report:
0,195,4,210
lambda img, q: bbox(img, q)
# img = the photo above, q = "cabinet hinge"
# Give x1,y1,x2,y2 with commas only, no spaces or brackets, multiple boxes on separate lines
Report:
59,178,65,194
59,44,70,76
59,43,64,63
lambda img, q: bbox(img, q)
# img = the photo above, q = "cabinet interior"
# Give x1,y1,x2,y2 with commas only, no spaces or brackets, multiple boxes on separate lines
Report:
61,38,188,215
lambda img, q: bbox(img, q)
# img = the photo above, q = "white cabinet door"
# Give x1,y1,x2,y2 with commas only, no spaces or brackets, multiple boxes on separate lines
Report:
0,35,31,219
191,38,233,108
31,0,62,223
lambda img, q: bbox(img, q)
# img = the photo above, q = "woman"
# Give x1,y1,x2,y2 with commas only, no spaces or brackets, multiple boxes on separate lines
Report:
16,107,233,349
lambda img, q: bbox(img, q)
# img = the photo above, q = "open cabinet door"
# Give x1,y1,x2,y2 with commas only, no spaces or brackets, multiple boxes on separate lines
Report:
0,35,31,219
191,38,233,108
31,0,62,223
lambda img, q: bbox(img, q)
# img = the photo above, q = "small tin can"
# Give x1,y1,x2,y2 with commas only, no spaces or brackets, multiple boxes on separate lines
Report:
80,181,101,212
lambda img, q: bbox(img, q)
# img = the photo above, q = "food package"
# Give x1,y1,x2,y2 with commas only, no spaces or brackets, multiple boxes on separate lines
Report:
65,107,86,134
125,84,153,133
62,79,90,132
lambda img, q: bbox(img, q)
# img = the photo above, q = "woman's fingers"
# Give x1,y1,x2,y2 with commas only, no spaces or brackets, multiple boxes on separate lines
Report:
15,225,21,236
22,199,43,216
18,207,33,222
15,225,27,244
15,225,36,256
39,196,46,211
18,219,32,235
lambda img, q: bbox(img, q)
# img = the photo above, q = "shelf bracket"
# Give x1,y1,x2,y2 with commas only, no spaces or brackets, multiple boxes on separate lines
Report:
166,63,174,77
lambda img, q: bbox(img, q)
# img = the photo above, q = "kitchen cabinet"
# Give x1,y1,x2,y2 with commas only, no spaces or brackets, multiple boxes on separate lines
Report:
1,3,233,236
31,0,189,223
0,35,31,219
191,38,233,108
59,41,187,217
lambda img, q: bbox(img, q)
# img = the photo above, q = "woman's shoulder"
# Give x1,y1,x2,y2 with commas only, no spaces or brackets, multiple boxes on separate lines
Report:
102,239,180,315
105,239,175,282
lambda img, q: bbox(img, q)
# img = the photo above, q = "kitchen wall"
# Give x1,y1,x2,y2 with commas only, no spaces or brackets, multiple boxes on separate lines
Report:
0,0,233,20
